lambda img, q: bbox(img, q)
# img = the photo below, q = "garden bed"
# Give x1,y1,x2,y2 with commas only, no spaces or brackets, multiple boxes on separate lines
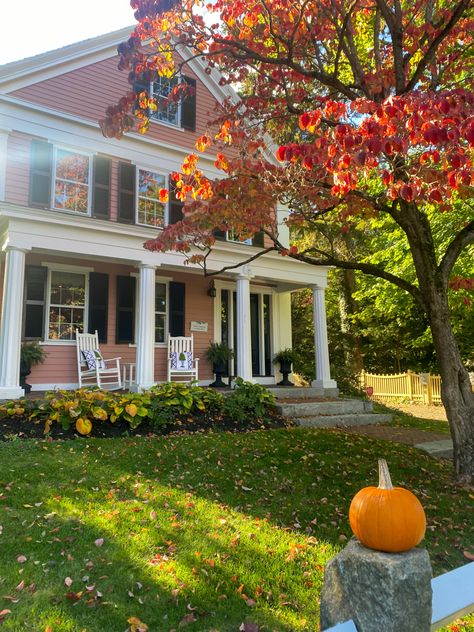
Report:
0,379,290,442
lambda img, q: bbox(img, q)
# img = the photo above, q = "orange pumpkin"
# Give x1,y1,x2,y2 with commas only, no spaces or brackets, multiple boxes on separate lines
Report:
76,417,92,435
349,459,426,553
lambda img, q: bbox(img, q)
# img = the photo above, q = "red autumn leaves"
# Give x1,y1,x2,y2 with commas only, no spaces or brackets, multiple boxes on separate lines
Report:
276,91,474,205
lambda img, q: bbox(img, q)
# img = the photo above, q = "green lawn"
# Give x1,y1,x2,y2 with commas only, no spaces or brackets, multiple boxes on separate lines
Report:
0,427,473,631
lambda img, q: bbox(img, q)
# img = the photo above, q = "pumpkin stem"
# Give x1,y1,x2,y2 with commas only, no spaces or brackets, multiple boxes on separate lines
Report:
378,458,394,490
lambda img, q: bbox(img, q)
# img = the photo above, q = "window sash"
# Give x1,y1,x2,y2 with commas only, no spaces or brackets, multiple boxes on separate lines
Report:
46,270,88,341
52,147,92,214
136,169,168,228
150,76,181,127
155,281,168,344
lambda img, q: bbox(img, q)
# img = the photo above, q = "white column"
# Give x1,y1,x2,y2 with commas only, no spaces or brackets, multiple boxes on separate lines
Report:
312,285,337,390
133,264,156,391
235,266,253,382
0,128,11,201
0,246,27,399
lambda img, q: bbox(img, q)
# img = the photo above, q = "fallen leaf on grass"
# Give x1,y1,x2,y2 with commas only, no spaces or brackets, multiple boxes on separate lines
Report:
94,538,104,547
0,609,11,622
64,577,73,587
127,616,149,632
179,613,197,626
16,555,27,563
463,550,474,561
239,624,259,632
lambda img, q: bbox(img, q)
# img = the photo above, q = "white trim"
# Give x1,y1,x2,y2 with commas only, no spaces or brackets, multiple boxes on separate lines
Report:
31,382,79,391
41,261,94,273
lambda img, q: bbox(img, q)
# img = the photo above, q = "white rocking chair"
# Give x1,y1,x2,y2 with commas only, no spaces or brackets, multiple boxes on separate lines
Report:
76,330,122,390
167,335,199,383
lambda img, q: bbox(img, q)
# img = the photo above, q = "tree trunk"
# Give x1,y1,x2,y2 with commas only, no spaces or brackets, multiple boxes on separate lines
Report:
396,201,474,484
427,293,474,485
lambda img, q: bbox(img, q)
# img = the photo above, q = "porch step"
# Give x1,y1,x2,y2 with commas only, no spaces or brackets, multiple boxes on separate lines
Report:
269,386,339,398
277,399,374,417
273,393,392,428
295,413,393,428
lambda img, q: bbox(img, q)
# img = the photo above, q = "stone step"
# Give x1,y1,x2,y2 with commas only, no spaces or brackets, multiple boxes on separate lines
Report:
269,386,337,399
415,439,453,459
295,413,393,428
277,398,373,418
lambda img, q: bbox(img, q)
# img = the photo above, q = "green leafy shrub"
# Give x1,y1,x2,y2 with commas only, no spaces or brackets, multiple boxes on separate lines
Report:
149,382,224,428
222,378,276,423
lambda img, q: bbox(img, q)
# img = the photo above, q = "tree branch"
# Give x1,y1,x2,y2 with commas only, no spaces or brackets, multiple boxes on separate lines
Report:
438,219,474,283
294,248,425,308
405,0,472,93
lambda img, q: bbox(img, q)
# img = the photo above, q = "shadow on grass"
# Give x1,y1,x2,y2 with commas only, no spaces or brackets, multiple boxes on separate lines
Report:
0,427,472,630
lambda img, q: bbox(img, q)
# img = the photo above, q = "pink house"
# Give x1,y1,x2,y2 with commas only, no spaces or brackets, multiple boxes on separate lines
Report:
0,27,336,398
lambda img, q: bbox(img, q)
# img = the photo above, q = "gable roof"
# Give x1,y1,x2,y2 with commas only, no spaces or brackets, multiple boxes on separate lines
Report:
0,26,238,107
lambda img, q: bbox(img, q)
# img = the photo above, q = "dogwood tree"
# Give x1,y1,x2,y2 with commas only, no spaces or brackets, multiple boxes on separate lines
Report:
102,0,474,483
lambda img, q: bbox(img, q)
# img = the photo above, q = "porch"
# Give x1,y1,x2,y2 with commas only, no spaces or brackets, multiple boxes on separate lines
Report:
0,203,336,398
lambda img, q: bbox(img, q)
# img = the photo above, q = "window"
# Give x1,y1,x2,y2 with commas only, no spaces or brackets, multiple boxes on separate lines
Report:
155,282,168,343
47,270,87,340
137,169,167,228
30,141,110,216
151,76,180,126
134,74,196,131
53,148,91,213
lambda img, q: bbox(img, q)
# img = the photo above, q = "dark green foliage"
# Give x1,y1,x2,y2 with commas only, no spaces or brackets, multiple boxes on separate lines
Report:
223,377,277,422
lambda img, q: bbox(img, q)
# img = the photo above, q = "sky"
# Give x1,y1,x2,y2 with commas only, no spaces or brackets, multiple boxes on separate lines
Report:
0,1,136,66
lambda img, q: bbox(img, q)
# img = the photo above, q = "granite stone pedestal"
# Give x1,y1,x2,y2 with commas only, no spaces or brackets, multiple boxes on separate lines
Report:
320,538,432,632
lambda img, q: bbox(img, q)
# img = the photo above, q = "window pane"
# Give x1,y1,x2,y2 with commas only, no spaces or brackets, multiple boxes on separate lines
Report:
139,170,165,198
155,283,166,313
155,314,165,343
48,272,86,340
56,150,89,183
151,77,179,126
54,149,89,213
137,170,166,227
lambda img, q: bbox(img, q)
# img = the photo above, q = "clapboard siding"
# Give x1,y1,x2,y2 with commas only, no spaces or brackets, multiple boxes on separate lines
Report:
5,132,31,206
24,256,215,385
10,56,222,152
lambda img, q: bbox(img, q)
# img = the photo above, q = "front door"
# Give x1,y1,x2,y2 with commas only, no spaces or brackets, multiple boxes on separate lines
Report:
220,288,273,377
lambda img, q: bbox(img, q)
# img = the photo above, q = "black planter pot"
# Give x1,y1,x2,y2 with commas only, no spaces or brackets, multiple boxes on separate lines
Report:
19,360,32,394
277,359,294,386
210,359,228,388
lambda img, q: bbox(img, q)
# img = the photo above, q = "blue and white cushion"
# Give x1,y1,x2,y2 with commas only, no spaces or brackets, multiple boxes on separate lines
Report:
82,349,106,370
170,351,193,371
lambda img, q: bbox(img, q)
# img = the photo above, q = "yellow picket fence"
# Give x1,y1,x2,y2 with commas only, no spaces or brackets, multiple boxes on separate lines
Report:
359,370,443,405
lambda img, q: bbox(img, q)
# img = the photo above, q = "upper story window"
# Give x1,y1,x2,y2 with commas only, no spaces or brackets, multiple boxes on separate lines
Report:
134,74,196,132
29,140,111,219
151,76,180,126
53,149,91,213
137,169,167,228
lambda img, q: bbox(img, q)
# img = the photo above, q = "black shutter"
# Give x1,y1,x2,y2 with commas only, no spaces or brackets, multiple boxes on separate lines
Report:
118,162,136,223
88,273,109,343
92,156,111,219
116,275,136,343
169,281,185,336
168,178,184,225
23,266,47,339
252,231,265,247
181,76,196,131
29,140,53,208
213,228,227,240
